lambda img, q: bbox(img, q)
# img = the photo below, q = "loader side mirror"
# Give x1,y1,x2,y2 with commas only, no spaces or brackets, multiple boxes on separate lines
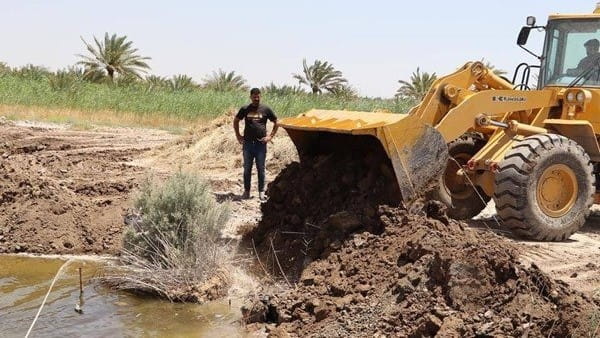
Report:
527,16,536,26
518,27,531,46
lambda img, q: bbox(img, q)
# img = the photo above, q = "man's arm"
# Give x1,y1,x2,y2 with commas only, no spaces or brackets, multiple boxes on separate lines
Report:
260,109,279,143
567,57,589,76
265,120,279,143
233,117,244,144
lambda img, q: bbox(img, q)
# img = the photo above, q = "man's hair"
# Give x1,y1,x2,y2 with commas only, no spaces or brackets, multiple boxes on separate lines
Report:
585,38,600,49
250,88,261,95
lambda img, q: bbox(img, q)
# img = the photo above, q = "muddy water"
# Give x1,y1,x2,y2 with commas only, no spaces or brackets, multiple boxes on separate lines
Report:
0,255,243,337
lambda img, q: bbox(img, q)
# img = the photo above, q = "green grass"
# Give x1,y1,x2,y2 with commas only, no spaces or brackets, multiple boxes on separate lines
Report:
0,74,415,124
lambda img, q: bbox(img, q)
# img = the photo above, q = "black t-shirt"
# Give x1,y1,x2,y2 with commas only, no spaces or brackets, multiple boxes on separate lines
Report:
236,104,277,142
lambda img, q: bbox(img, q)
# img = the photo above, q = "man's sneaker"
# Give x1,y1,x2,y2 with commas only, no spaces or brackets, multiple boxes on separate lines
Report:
259,191,267,202
242,190,250,199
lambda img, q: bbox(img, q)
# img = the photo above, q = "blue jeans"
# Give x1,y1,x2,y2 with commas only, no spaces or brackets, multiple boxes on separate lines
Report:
243,141,267,192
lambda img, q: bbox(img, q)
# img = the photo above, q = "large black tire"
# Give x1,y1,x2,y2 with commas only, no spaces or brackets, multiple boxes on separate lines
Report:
433,134,491,219
494,134,594,241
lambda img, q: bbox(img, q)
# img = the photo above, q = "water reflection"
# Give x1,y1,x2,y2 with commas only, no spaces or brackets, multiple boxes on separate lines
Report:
0,255,243,337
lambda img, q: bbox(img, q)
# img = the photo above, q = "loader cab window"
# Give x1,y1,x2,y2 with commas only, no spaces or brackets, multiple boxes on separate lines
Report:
542,19,600,87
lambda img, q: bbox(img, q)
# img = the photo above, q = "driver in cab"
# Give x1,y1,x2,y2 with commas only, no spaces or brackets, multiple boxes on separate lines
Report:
566,38,600,76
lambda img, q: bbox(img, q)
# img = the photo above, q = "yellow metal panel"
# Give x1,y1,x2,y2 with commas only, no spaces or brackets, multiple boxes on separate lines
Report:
378,116,448,202
436,90,558,143
548,14,600,20
279,109,407,134
544,119,600,161
414,62,512,125
474,171,495,197
471,129,519,168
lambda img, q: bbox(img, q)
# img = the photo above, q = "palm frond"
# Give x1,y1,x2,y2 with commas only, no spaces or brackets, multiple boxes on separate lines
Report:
261,82,306,96
169,74,198,91
202,69,248,92
395,67,437,101
77,33,151,82
481,58,508,77
293,59,348,94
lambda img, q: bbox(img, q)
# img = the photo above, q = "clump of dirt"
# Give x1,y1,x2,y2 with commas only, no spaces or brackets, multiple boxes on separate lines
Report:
242,138,598,337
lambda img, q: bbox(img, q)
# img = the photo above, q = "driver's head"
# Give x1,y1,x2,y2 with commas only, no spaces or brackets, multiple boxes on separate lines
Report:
584,39,600,55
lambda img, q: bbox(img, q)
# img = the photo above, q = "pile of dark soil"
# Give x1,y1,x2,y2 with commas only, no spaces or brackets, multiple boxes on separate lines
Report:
244,137,401,280
242,140,598,337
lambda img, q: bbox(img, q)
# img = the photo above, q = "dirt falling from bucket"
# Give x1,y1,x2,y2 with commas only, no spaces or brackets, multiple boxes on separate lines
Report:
242,147,599,337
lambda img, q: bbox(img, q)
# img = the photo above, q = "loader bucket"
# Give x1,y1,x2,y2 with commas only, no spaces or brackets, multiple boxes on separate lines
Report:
279,110,448,203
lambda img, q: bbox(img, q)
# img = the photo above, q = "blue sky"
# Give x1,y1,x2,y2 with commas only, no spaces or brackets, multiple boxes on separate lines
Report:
1,1,597,97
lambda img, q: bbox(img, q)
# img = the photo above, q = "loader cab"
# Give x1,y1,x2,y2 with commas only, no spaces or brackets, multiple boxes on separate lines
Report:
539,16,600,89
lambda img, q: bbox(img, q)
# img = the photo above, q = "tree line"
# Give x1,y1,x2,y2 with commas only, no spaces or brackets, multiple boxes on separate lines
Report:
0,33,507,100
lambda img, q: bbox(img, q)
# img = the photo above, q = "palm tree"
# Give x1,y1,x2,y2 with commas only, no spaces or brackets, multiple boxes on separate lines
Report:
169,74,197,91
293,59,348,94
14,64,51,80
203,69,247,91
77,33,151,82
261,82,306,96
328,84,358,99
481,58,507,77
48,69,81,92
145,75,170,91
82,67,107,83
0,62,9,75
395,68,437,101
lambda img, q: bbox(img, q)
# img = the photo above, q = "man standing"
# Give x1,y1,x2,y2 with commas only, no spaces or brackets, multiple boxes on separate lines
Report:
233,88,279,201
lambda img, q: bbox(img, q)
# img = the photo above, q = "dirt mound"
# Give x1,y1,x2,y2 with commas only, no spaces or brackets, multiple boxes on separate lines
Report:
142,112,297,174
244,137,401,279
0,124,172,254
242,141,598,337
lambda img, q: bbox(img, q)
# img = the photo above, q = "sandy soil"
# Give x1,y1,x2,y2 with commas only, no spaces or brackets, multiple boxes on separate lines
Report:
473,202,600,296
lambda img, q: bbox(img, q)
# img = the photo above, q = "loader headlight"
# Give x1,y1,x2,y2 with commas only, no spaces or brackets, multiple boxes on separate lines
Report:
565,89,591,104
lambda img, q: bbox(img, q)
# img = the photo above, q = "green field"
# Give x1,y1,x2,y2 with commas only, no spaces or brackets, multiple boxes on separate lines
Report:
0,74,415,125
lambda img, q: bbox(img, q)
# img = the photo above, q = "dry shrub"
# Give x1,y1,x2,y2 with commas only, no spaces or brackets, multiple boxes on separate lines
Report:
102,171,233,302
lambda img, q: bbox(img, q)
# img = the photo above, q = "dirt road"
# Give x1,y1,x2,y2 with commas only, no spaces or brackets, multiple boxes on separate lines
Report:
0,119,598,301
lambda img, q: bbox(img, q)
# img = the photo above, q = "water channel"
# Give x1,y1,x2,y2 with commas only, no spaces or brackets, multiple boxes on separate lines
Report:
0,255,244,337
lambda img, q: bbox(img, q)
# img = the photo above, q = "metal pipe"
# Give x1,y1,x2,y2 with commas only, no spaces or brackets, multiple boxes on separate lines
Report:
488,120,509,129
508,120,549,136
475,114,548,136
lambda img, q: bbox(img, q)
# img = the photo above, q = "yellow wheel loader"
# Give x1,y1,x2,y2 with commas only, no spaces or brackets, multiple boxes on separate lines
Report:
280,6,600,241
